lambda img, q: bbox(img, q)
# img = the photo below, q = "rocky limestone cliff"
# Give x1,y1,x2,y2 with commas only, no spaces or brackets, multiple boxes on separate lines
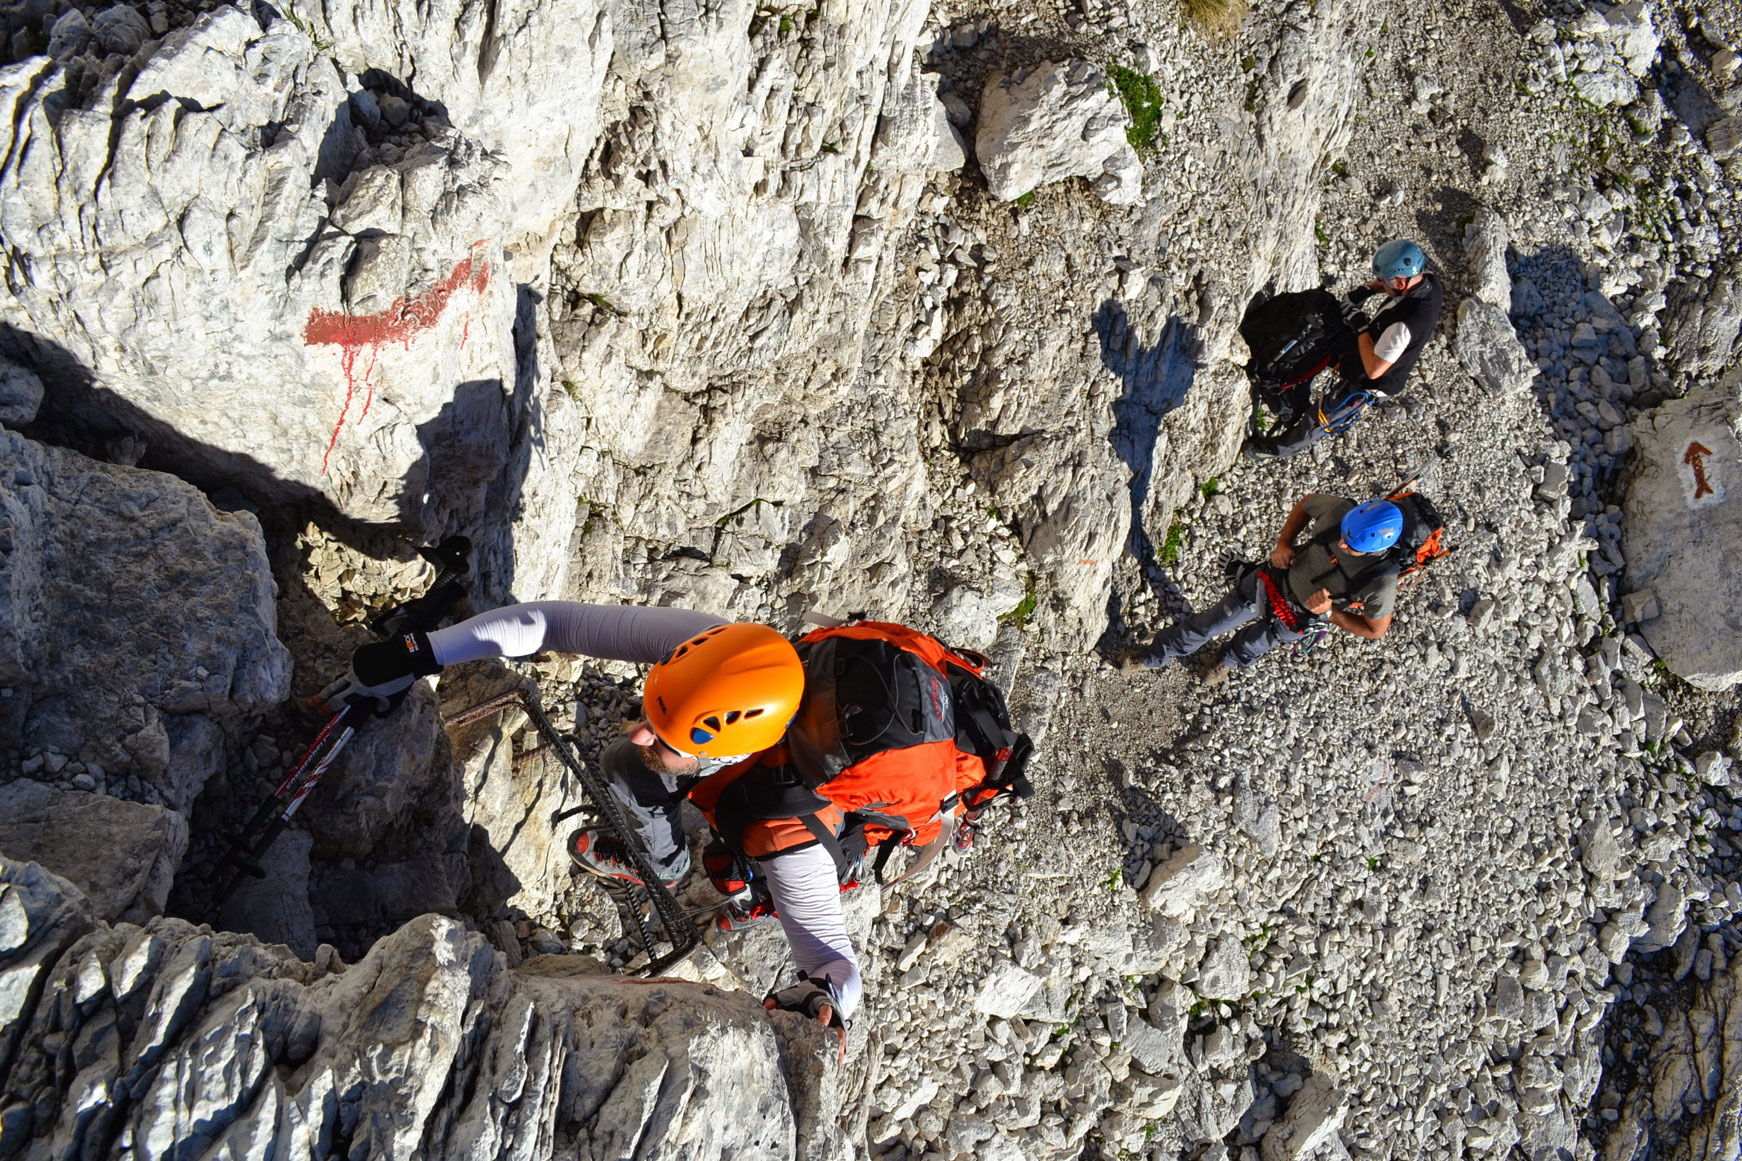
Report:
0,857,862,1159
1,0,1742,1156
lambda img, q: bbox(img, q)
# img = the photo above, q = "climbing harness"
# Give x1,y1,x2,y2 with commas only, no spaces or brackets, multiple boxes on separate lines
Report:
1256,569,1306,632
1315,390,1373,437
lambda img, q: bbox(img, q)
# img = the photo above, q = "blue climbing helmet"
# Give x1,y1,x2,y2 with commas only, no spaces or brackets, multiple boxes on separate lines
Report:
1372,239,1425,282
1341,499,1404,553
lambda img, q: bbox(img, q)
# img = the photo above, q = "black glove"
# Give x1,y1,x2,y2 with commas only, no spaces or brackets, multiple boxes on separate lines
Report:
766,978,846,1028
1346,284,1380,306
318,630,442,716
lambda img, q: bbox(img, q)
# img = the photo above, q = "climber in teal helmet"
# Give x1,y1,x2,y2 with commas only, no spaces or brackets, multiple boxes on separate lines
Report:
1245,239,1444,461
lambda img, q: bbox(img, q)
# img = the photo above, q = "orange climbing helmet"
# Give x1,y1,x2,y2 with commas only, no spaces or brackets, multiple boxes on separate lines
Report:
643,623,804,759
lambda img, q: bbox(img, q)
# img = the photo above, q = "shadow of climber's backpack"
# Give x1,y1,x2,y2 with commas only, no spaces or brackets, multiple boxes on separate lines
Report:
1239,288,1358,427
689,621,1035,889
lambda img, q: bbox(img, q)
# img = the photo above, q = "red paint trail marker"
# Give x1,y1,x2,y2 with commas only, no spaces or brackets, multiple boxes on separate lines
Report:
1684,441,1716,500
304,250,491,473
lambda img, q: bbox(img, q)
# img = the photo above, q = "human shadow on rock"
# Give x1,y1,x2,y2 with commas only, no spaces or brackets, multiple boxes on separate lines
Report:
1099,300,1196,609
1100,756,1190,890
1411,186,1480,280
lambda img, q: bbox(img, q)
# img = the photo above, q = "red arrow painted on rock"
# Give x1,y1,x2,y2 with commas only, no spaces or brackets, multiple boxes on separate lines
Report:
1684,441,1716,500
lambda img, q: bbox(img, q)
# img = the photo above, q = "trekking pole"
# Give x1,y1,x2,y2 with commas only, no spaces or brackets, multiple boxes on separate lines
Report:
212,537,473,910
1392,454,1440,497
213,702,362,906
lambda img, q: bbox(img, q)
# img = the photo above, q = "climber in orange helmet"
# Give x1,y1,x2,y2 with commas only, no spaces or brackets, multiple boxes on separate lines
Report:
324,602,851,1029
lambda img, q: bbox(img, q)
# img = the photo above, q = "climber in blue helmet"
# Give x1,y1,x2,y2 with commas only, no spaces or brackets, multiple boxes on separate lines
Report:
1246,239,1444,462
1117,494,1406,686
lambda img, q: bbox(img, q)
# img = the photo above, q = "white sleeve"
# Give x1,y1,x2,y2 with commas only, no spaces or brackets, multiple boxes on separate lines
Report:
757,845,863,1021
427,602,728,667
1373,320,1411,363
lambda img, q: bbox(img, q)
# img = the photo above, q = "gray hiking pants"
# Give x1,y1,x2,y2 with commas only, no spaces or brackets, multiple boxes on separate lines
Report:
1143,571,1308,670
596,736,693,878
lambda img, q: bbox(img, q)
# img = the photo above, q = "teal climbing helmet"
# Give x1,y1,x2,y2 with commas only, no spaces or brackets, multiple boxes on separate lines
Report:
1372,239,1425,282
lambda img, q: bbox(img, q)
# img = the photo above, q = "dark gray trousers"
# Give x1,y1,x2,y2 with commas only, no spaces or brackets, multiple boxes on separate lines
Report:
596,737,693,878
1145,571,1308,670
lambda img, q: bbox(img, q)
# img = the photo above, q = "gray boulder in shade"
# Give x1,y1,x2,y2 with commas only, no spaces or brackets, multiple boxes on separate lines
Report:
217,827,318,961
0,782,186,923
91,4,152,54
1621,390,1742,689
975,60,1143,205
0,429,292,811
0,357,43,426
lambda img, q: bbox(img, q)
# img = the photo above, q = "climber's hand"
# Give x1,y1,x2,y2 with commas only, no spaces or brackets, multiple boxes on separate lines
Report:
314,630,441,717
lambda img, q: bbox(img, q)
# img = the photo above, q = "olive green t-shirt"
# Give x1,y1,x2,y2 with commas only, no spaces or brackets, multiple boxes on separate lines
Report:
1283,495,1399,618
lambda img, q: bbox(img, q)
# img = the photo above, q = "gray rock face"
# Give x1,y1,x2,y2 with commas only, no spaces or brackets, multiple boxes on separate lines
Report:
974,61,1142,205
0,429,291,810
1602,954,1742,1161
0,782,186,923
1621,392,1742,689
0,856,855,1160
0,358,42,426
0,1,588,534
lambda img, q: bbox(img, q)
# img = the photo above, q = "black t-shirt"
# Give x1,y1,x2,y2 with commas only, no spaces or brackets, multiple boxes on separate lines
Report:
1339,272,1445,397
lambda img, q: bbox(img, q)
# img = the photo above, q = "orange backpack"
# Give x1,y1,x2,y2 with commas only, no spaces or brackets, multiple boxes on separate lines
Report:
688,621,1033,883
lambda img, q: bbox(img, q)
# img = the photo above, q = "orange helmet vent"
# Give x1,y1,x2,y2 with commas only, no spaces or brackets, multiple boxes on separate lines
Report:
644,623,804,759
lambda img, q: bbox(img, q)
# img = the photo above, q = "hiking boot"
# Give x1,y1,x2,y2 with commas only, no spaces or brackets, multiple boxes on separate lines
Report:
567,829,689,889
715,895,781,933
1115,649,1164,674
1242,436,1279,463
1199,656,1232,688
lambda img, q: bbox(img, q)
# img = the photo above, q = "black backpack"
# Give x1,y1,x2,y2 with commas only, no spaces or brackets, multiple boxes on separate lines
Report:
1239,289,1357,401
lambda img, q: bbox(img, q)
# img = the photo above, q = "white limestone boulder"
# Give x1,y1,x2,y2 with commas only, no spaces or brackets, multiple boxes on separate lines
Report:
1621,391,1742,689
975,60,1143,205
